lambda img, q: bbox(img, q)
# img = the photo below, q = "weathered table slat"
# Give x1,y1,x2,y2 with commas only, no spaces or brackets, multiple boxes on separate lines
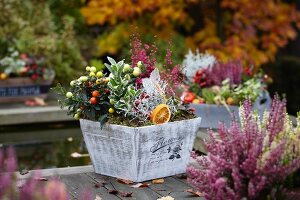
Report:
18,166,204,200
59,173,121,200
87,172,161,200
148,176,200,199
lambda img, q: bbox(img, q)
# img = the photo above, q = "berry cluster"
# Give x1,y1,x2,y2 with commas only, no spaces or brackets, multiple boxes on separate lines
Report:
64,66,112,121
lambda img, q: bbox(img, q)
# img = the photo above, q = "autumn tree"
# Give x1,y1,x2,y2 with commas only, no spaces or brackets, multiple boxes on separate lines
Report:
80,0,300,67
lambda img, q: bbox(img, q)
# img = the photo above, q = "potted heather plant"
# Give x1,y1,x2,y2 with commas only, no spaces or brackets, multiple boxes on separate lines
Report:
0,49,55,102
182,50,271,129
54,37,201,182
187,95,300,199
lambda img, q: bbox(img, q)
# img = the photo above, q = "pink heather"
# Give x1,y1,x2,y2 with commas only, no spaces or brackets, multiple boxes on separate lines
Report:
130,35,156,87
160,48,184,96
207,60,243,86
0,148,92,200
187,95,300,199
130,35,184,95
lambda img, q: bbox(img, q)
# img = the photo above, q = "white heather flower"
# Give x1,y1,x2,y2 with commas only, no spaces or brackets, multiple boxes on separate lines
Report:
182,49,216,80
157,196,175,200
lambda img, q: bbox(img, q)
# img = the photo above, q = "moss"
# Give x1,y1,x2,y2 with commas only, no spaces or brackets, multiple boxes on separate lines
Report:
107,109,196,127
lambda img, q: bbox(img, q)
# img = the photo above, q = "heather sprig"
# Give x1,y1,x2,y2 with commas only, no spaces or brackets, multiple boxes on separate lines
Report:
161,48,185,96
130,34,156,86
187,95,300,199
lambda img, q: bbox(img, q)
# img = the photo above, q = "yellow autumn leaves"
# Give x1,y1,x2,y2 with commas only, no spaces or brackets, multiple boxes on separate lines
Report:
80,0,300,68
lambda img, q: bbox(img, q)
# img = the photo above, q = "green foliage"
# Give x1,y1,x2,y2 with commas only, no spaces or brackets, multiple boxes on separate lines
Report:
0,0,84,83
187,69,265,105
233,76,264,102
201,88,215,104
48,0,85,32
52,69,111,127
105,57,141,116
90,59,105,71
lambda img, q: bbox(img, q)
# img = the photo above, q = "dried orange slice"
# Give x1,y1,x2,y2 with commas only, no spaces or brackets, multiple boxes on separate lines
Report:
150,104,171,124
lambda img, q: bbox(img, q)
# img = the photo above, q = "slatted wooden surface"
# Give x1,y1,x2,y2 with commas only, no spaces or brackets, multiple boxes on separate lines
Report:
60,172,202,200
19,166,203,200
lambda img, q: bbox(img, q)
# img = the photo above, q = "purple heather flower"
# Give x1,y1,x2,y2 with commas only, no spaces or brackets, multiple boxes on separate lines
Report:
130,35,156,87
187,95,300,199
207,60,243,86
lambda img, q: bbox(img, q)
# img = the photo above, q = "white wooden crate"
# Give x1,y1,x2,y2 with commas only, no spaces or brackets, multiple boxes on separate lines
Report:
80,117,201,182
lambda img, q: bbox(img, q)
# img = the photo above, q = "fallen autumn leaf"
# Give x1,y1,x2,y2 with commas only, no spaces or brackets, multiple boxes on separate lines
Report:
186,188,203,197
152,178,164,184
117,178,133,185
131,183,150,188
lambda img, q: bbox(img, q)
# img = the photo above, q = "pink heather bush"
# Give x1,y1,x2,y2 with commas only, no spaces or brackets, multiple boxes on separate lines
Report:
130,35,156,87
130,35,184,95
208,60,243,86
0,148,91,200
187,95,300,199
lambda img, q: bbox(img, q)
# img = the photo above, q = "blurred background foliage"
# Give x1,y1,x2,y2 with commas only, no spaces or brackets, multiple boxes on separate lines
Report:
0,0,300,113
0,0,88,84
80,0,300,68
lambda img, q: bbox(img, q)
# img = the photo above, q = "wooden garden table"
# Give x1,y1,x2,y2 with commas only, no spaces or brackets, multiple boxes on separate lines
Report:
18,165,203,200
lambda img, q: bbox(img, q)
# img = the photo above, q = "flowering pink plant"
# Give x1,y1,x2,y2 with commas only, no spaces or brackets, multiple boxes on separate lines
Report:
130,35,156,87
207,60,243,87
160,48,185,96
0,148,91,200
182,50,269,105
187,95,300,199
130,35,184,95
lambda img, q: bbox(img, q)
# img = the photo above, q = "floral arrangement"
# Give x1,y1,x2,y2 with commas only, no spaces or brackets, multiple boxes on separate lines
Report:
0,48,54,81
182,50,270,105
187,95,300,199
54,37,193,127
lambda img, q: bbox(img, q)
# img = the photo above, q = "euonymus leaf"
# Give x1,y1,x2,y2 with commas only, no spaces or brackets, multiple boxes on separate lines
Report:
107,56,116,65
104,63,112,73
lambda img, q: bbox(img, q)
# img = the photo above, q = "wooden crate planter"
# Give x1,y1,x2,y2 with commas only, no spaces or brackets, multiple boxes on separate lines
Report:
0,77,54,102
80,117,202,182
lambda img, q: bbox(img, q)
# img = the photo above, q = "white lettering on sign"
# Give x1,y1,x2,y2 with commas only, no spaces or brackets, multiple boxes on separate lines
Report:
0,86,41,97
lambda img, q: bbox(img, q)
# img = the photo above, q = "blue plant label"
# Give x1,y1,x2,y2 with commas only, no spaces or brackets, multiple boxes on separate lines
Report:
0,85,46,97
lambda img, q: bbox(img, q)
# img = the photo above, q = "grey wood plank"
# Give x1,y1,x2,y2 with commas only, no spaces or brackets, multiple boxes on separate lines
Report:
168,191,204,200
87,172,162,200
149,176,202,200
109,179,161,200
149,177,190,193
0,105,74,125
169,176,203,200
59,174,95,199
17,165,94,180
59,173,121,200
18,166,203,200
